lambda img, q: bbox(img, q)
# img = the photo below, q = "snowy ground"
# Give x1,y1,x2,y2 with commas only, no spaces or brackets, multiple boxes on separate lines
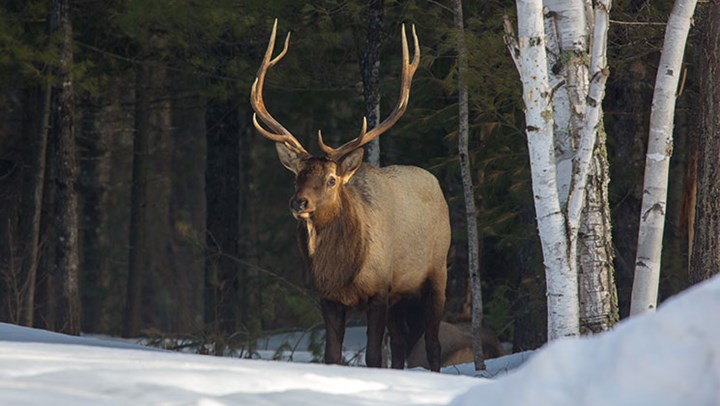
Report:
1,275,720,405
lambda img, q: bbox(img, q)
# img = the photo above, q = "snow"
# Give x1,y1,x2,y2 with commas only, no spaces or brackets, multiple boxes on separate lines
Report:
453,275,720,406
0,337,477,405
2,275,720,405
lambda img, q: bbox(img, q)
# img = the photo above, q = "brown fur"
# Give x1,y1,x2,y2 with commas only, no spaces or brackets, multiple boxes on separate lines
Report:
252,21,444,370
276,149,451,371
297,183,367,298
406,322,507,369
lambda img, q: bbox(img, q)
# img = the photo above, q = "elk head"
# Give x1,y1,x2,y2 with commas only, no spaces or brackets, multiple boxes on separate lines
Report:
250,19,420,222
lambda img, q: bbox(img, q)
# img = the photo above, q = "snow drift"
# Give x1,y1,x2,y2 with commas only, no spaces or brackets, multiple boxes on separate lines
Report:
1,275,719,405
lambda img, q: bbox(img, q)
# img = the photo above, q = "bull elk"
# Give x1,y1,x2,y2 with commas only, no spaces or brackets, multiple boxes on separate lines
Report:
250,20,451,372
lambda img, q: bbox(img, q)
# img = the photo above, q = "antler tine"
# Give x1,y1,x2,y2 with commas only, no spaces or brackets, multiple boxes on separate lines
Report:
250,19,309,155
323,24,420,161
317,129,333,155
317,117,368,157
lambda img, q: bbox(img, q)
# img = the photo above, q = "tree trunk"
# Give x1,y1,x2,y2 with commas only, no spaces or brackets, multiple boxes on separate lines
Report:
542,5,573,206
123,61,151,338
504,1,579,339
18,85,51,327
204,99,241,335
145,65,175,332
49,0,81,335
238,107,258,330
545,1,617,333
578,128,618,333
34,135,58,330
542,0,586,207
542,0,617,334
167,77,207,332
78,91,113,334
630,0,697,315
452,0,485,370
361,0,383,167
689,0,720,285
606,60,649,317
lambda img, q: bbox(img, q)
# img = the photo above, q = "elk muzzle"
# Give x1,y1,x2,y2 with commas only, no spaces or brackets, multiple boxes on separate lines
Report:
290,195,313,219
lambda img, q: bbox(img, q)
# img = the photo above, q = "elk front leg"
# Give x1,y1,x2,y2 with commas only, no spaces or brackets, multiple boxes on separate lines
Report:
321,299,346,365
366,295,388,368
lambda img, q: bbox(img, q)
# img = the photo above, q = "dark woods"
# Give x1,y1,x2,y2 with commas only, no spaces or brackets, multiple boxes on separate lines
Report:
0,0,708,354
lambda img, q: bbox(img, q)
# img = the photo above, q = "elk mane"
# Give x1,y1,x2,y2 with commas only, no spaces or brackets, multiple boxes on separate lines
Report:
297,186,368,297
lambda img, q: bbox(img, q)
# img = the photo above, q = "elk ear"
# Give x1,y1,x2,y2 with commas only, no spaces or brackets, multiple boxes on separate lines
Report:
339,148,364,183
276,142,305,174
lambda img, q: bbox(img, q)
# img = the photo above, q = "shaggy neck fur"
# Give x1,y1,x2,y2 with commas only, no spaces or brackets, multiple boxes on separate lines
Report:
297,186,367,298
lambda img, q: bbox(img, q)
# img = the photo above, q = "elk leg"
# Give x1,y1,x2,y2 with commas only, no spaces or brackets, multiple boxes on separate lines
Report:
366,295,388,368
423,279,445,372
387,305,408,369
403,300,425,359
321,299,346,365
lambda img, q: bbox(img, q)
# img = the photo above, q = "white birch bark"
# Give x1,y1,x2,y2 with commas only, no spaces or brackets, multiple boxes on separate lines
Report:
566,0,609,242
504,0,579,339
543,10,573,206
544,0,587,207
572,1,617,333
543,0,617,334
542,0,589,240
630,0,698,315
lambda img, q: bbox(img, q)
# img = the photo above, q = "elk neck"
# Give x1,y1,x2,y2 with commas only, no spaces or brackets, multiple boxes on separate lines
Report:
297,185,368,297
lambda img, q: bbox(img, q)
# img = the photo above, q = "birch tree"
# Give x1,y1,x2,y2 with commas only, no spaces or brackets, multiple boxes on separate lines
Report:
504,0,613,339
452,0,485,370
630,0,697,315
543,0,618,333
504,0,578,339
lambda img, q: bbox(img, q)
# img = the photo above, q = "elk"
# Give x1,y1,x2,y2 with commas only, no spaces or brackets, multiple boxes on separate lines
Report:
250,20,451,372
406,322,508,369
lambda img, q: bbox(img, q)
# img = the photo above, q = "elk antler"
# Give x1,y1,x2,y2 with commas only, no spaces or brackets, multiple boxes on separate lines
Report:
318,24,420,161
251,19,309,156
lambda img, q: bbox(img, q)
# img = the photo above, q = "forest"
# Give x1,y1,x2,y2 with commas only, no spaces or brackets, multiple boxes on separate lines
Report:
0,0,717,358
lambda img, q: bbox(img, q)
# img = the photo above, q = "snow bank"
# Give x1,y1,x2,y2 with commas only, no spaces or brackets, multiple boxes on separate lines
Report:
0,322,156,351
452,275,720,406
2,276,720,405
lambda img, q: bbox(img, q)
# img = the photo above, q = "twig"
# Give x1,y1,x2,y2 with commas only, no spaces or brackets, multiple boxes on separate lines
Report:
609,19,667,26
502,15,521,71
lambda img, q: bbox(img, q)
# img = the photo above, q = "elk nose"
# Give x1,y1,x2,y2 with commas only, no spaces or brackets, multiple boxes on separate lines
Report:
290,198,308,212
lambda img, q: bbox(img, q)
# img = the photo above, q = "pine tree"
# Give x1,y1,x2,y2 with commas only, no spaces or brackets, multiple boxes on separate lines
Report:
49,0,81,335
688,1,720,285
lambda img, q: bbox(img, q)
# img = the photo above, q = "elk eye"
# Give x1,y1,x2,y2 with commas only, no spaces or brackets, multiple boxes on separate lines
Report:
327,176,337,188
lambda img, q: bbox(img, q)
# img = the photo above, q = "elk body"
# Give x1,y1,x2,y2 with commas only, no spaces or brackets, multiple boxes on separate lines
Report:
251,20,451,371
